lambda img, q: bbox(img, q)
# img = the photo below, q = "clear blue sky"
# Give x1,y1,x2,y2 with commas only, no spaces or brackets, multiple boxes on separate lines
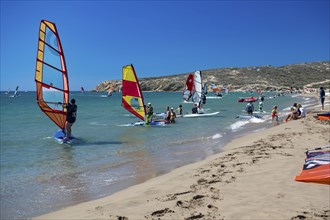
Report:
1,0,329,91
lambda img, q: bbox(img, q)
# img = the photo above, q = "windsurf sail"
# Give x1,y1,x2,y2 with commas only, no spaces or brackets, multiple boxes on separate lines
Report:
107,85,113,96
211,83,220,93
295,146,330,185
35,20,69,130
13,86,19,97
122,64,145,121
81,86,85,93
192,71,202,104
183,73,195,101
192,71,207,105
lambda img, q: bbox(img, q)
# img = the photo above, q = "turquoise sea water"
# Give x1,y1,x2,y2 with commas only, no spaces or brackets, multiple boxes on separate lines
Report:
0,91,315,219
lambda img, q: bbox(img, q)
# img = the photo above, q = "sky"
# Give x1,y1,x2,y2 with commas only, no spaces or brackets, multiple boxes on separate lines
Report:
1,0,329,91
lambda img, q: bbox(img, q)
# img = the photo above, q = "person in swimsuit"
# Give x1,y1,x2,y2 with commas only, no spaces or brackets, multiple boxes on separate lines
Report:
271,105,279,125
170,108,176,123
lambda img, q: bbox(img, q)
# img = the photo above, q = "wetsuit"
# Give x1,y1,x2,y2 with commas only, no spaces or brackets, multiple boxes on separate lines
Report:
192,106,198,114
66,103,77,123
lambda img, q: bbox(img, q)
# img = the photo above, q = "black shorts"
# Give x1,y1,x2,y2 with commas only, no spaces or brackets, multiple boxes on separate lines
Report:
67,119,76,124
321,98,325,104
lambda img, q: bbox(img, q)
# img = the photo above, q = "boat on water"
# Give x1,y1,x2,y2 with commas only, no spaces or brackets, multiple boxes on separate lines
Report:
122,64,166,126
34,20,74,143
295,146,330,185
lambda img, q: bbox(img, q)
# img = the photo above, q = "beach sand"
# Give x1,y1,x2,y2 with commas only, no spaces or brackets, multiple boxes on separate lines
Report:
34,108,330,219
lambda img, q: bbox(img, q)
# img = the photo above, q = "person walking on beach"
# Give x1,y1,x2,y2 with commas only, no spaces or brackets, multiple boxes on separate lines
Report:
320,87,325,110
63,99,77,141
146,103,154,125
271,105,279,125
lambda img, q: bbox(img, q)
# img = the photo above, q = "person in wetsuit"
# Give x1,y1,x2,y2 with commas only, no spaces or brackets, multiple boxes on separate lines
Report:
63,99,77,141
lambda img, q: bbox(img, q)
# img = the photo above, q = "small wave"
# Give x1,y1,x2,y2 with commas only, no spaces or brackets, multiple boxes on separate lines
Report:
211,133,223,139
117,124,134,127
283,106,291,111
249,117,265,123
89,122,109,126
230,120,249,130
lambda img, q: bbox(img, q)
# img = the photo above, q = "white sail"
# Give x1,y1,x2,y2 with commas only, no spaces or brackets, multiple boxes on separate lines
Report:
192,71,202,104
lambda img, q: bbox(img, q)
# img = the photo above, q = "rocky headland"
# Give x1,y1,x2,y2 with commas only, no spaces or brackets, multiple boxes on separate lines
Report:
95,61,330,92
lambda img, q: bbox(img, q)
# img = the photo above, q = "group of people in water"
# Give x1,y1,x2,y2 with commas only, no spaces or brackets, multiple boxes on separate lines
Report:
245,95,265,115
65,87,326,138
146,103,182,124
242,94,309,126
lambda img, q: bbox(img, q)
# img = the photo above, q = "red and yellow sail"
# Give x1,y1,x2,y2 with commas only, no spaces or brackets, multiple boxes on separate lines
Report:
122,64,145,121
295,147,330,185
35,20,69,130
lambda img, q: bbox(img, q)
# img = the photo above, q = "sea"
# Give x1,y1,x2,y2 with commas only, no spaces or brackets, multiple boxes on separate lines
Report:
0,91,317,219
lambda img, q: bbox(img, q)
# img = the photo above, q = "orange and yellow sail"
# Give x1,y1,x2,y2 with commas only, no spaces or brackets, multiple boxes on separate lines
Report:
35,20,69,130
295,147,330,185
122,64,145,121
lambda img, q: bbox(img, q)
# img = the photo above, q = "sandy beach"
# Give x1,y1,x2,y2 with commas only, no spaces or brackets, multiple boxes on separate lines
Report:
34,103,330,220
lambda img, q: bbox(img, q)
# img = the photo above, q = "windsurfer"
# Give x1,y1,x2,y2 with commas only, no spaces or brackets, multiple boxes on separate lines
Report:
146,103,153,125
61,99,77,141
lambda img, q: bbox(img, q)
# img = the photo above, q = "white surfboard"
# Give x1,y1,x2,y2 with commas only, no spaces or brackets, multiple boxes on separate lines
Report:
183,111,220,118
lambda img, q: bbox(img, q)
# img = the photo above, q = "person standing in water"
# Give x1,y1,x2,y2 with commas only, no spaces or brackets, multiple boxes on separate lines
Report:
63,99,77,141
175,104,183,116
271,105,279,125
146,102,154,125
246,101,254,115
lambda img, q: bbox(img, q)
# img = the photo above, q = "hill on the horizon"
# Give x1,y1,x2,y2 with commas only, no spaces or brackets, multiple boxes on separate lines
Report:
95,61,330,92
